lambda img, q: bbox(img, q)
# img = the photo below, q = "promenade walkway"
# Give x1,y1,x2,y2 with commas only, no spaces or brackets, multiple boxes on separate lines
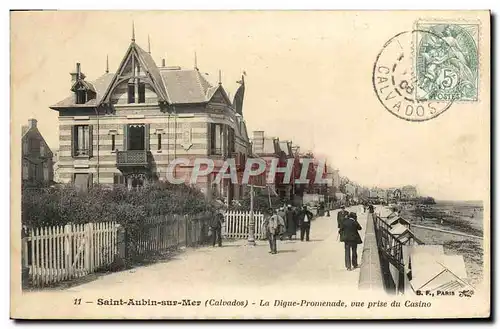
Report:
18,206,367,318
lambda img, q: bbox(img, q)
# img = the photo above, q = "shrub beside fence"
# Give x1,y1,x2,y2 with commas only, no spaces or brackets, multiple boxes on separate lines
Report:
129,213,212,260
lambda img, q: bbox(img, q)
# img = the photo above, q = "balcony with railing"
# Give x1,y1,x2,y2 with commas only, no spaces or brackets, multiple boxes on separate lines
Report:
116,150,151,168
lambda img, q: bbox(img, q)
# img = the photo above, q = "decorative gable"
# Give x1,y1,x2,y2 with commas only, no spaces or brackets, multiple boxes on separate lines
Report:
208,86,233,107
99,42,168,106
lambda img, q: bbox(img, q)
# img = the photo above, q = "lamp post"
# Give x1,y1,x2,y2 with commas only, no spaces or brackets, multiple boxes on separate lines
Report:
247,184,256,246
95,106,100,184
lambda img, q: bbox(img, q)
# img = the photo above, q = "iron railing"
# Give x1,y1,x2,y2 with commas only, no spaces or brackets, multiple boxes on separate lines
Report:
373,214,405,272
116,150,150,167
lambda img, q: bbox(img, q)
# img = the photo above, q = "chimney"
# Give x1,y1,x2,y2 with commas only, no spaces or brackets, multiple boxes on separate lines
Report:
252,131,265,153
70,62,85,84
162,58,166,67
253,131,264,139
28,118,37,129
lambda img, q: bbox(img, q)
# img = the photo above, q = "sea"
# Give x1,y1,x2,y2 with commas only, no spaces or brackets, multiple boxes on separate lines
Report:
399,200,484,287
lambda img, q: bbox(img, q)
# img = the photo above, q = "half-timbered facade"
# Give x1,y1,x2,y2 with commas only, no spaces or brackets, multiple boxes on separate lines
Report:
50,36,251,201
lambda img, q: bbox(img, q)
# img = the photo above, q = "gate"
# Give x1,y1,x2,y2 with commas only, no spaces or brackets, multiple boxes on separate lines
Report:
22,222,118,287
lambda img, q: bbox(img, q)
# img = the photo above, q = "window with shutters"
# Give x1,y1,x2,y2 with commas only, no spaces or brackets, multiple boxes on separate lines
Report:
72,125,92,157
22,138,28,155
228,127,235,155
113,173,125,186
43,162,49,181
22,161,29,180
29,138,40,155
210,123,223,155
29,164,38,182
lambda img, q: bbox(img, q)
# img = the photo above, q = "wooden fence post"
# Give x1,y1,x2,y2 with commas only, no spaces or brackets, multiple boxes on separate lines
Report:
84,223,91,274
116,224,127,264
185,215,189,247
21,228,29,288
177,215,181,248
64,224,72,279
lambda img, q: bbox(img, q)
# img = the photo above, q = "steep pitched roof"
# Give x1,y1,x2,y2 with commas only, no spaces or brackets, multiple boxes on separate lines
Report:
71,79,96,93
51,42,236,109
237,117,250,142
22,125,53,156
160,69,218,104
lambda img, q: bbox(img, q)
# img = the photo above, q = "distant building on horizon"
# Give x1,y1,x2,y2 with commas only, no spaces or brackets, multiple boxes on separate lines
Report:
370,187,386,199
401,185,418,199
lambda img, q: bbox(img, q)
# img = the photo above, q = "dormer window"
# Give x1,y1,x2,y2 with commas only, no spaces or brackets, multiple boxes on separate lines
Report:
70,63,95,105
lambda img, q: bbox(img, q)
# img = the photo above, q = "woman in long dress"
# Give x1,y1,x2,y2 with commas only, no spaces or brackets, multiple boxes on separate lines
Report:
285,206,298,240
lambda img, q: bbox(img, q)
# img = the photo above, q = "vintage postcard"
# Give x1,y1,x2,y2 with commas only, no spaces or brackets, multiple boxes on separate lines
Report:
10,10,490,319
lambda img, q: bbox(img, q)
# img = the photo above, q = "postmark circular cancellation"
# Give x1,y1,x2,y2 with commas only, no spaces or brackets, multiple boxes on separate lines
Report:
372,23,479,122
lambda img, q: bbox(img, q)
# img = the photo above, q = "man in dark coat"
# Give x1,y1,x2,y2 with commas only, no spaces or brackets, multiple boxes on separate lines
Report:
298,205,314,241
340,212,362,270
210,209,224,247
337,206,349,237
284,205,297,240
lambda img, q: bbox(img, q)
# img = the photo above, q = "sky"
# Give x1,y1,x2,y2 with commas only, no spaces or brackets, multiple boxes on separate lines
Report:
10,11,490,201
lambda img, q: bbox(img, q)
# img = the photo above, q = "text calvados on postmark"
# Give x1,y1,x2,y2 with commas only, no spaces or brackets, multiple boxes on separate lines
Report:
372,20,480,122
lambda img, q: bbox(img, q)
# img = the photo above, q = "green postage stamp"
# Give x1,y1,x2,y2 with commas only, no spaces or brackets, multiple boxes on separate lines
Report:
414,20,479,102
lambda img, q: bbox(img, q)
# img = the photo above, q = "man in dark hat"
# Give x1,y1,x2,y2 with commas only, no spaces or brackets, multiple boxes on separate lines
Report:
210,208,225,247
262,208,285,254
340,212,363,271
298,205,314,241
337,205,349,239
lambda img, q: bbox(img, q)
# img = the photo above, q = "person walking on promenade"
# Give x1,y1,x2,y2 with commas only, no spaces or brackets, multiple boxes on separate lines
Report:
340,212,363,271
210,209,224,247
262,208,285,254
284,204,298,240
337,206,349,239
298,205,314,241
277,206,286,240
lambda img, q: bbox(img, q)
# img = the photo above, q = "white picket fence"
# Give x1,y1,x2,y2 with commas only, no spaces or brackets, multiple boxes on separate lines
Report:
22,222,118,287
223,211,266,240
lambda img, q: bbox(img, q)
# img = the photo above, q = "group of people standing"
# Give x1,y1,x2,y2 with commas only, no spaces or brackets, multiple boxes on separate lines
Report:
262,205,314,254
209,203,364,271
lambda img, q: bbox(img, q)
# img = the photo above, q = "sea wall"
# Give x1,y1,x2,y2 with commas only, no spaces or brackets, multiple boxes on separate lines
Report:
358,213,385,291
